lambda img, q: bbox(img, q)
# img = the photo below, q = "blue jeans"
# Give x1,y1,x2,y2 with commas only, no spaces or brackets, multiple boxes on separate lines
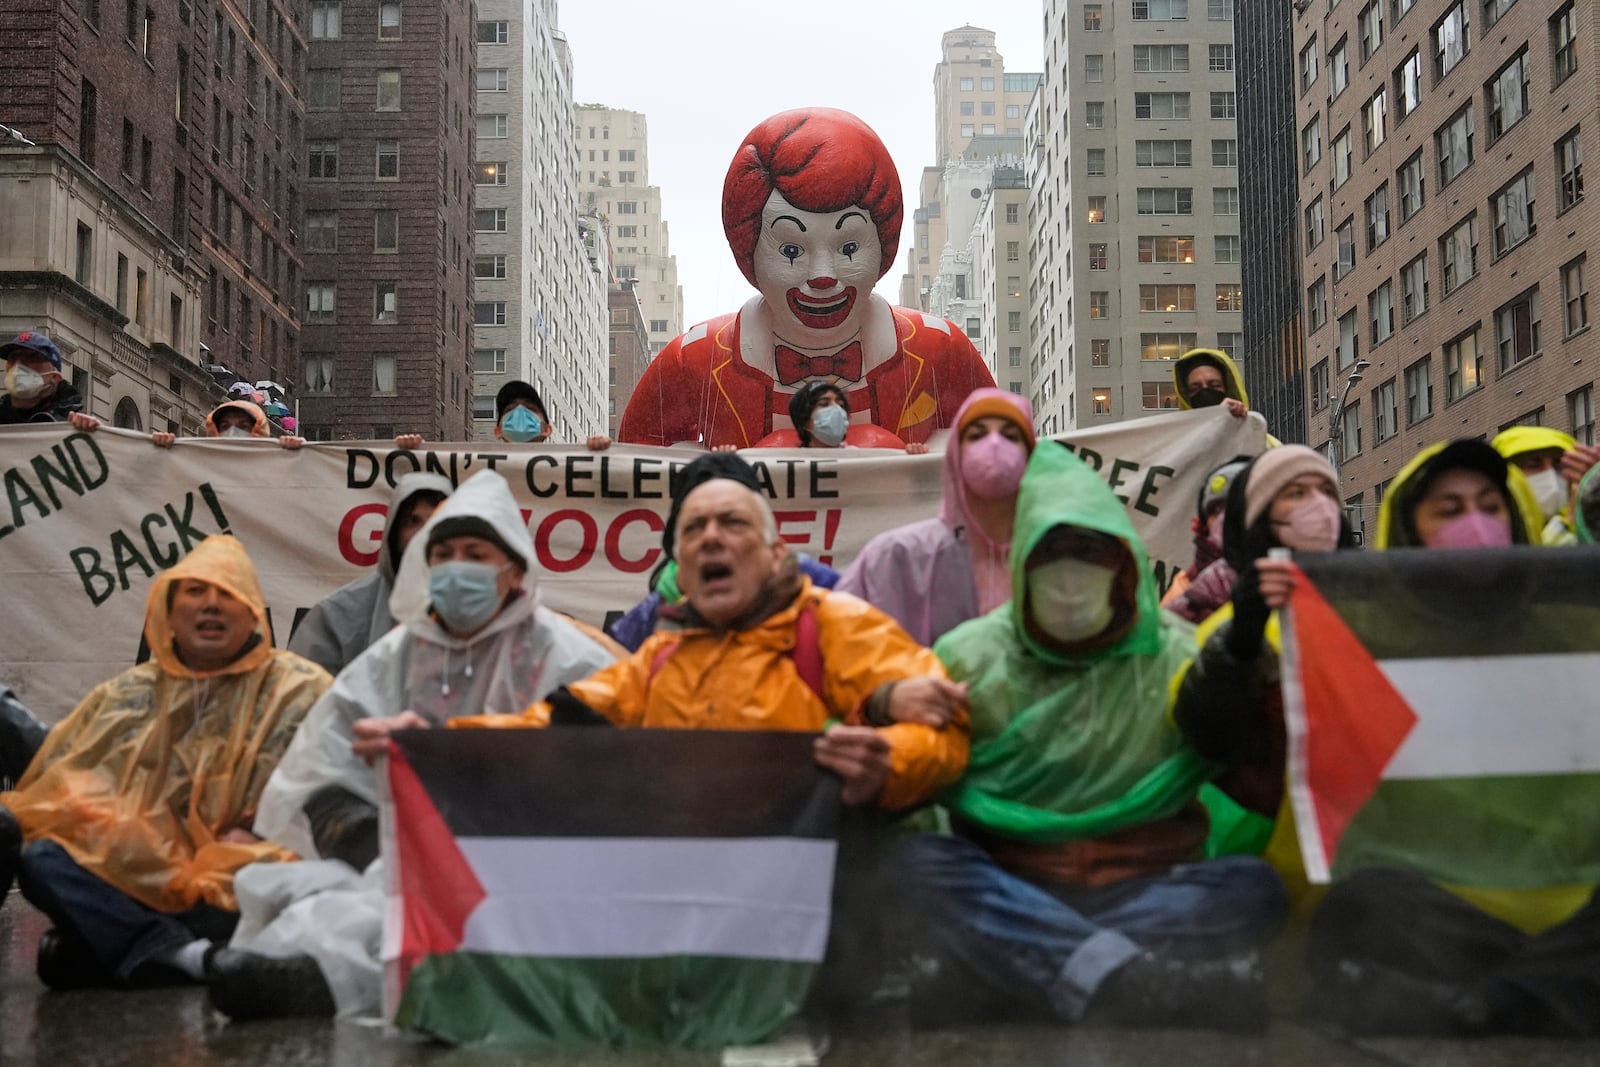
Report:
900,834,1287,1021
17,839,237,984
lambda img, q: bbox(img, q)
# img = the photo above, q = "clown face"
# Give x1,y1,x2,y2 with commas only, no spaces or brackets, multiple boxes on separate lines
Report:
755,190,882,345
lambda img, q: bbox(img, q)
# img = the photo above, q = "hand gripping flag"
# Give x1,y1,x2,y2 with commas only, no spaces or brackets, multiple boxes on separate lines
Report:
1278,547,1600,890
380,728,841,1047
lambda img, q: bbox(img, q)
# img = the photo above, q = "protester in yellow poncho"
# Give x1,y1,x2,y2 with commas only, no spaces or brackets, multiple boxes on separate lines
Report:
0,535,329,989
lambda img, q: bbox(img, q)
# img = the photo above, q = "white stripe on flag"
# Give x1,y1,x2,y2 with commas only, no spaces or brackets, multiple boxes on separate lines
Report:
455,837,837,962
1380,653,1600,779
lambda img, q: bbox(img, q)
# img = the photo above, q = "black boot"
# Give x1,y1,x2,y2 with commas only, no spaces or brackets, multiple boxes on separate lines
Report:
1092,950,1269,1034
207,949,337,1020
1320,958,1490,1036
36,928,114,991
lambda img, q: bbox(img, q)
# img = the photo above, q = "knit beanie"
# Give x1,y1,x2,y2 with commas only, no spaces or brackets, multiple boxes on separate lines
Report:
1243,445,1338,526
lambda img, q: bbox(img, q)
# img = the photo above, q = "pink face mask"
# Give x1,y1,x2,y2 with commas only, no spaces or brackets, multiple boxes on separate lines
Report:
962,433,1029,499
1273,494,1342,552
1427,511,1513,549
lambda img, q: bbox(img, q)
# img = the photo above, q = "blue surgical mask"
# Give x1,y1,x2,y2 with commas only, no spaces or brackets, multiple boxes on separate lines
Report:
428,561,506,633
810,404,849,447
501,407,544,443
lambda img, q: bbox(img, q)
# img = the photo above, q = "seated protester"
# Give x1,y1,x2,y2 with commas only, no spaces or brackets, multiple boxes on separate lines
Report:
1373,439,1542,549
902,443,1288,1033
495,379,612,450
287,473,452,675
1173,348,1249,419
1170,447,1355,863
754,379,927,452
1490,426,1600,546
607,451,839,652
835,389,1035,646
1161,455,1251,621
209,470,617,1021
0,332,91,427
0,536,329,988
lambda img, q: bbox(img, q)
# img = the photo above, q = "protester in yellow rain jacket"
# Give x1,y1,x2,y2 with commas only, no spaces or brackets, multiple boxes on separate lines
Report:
1490,425,1600,546
0,535,329,989
1172,348,1250,417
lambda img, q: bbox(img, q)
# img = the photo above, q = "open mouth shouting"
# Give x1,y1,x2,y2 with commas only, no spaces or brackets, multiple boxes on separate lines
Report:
698,561,736,591
786,288,857,330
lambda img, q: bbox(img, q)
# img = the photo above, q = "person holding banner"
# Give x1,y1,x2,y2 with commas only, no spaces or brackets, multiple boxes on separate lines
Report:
902,442,1287,1034
0,535,329,990
835,389,1034,646
208,470,617,1021
0,332,90,427
1172,348,1250,419
493,379,612,450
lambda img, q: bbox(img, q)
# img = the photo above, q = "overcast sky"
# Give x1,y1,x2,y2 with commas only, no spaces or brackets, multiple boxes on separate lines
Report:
557,2,1046,328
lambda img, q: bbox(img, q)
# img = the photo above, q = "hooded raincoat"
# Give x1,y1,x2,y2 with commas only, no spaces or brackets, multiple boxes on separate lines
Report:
1172,348,1248,410
0,536,330,914
834,389,1033,647
934,444,1212,883
1491,426,1579,545
205,400,272,437
236,472,617,1016
286,472,453,675
1375,441,1545,549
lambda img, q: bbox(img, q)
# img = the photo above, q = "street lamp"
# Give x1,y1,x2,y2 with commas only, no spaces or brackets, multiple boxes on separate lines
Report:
1327,359,1370,482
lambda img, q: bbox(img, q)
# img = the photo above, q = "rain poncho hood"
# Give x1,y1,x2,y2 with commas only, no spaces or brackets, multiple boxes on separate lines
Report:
1172,348,1248,410
934,443,1210,844
1375,440,1544,548
205,399,271,437
286,472,453,676
1491,425,1577,462
1,535,331,913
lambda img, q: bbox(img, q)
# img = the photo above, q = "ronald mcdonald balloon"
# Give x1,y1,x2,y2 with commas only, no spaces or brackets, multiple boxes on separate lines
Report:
617,108,997,450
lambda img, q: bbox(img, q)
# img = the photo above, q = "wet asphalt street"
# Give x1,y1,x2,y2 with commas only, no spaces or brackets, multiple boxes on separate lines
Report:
2,894,1597,1067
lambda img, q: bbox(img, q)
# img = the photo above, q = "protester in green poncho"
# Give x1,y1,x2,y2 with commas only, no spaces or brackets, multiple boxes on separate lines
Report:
900,442,1287,1033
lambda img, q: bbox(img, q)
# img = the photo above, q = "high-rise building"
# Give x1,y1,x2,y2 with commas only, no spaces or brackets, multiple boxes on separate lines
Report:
297,0,475,441
1235,0,1306,445
0,0,306,432
576,106,684,355
932,27,1039,167
1293,0,1597,540
1030,0,1244,436
606,282,649,437
471,0,609,442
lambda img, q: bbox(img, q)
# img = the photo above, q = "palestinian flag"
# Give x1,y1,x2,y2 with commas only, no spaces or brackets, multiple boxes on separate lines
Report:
1279,547,1600,888
379,728,841,1048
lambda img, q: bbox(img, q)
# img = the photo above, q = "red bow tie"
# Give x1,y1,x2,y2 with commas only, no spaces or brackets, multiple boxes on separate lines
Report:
774,342,863,386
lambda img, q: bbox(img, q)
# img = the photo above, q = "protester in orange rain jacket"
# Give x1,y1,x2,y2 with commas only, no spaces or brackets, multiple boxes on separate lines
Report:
0,535,329,989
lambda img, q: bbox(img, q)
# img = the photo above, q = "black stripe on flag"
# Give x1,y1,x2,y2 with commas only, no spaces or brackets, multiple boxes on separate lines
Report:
391,728,841,840
1293,546,1600,659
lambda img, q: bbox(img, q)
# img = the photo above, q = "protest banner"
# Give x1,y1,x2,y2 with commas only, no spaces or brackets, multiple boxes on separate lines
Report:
0,408,1263,722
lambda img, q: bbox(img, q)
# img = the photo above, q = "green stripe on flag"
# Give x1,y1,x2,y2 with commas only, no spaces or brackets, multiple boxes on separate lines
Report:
395,952,814,1048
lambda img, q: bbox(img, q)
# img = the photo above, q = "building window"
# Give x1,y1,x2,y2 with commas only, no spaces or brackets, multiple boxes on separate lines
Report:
1007,346,1023,367
964,317,981,339
476,161,508,186
1090,388,1112,416
372,354,397,395
1216,332,1242,357
1005,240,1021,262
1332,126,1352,187
1084,3,1102,29
1139,235,1195,263
1007,310,1023,333
617,201,638,215
1487,51,1530,141
1214,235,1240,263
1300,37,1320,94
305,209,337,252
378,0,400,38
1208,0,1232,18
1134,92,1189,119
1337,309,1360,367
477,114,508,139
1087,291,1109,320
1569,385,1595,444
1084,101,1105,129
476,68,508,92
302,355,335,396
1209,44,1234,72
1311,359,1330,411
1331,37,1349,97
1374,379,1398,441
1340,403,1362,459
1085,55,1104,82
1307,276,1328,331
1365,88,1389,155
1209,91,1236,119
475,207,507,232
1436,106,1473,186
1086,196,1106,223
1445,329,1482,400
307,140,338,179
374,210,398,252
959,77,974,90
1086,148,1106,176
474,254,506,280
1302,116,1322,171
1440,214,1477,295
373,282,397,323
1434,2,1469,79
1495,288,1540,370
1405,357,1432,422
1212,139,1237,167
1091,339,1112,365
308,69,340,109
475,301,506,327
1140,284,1196,313
1398,254,1429,324
305,282,335,323
1136,139,1191,167
1395,49,1422,120
1305,196,1326,248
1134,45,1189,73
1557,129,1584,210
1334,217,1356,280
1360,0,1384,62
1216,284,1243,313
476,19,507,43
1089,243,1109,269
1551,3,1578,85
309,0,340,39
959,101,974,117
1398,151,1425,221
1369,281,1395,344
1141,333,1197,361
1137,187,1193,215
1132,0,1187,19
375,70,400,111
1490,169,1535,255
1365,183,1391,250
375,140,399,179
1564,256,1589,335
1004,202,1020,224
1214,187,1239,214
1142,381,1181,409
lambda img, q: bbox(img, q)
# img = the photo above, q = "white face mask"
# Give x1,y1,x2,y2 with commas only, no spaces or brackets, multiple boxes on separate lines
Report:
1525,468,1567,518
1026,557,1118,644
219,426,254,439
4,364,51,401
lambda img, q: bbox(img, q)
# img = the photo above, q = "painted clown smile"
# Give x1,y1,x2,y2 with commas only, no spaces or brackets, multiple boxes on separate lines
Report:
786,288,857,330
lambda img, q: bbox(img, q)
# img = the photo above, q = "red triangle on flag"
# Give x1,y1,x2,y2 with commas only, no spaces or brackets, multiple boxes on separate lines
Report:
1287,575,1419,870
388,739,487,986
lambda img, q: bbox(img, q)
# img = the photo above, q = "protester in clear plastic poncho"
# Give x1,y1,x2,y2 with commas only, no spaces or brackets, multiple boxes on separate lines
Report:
213,470,616,1022
834,388,1035,647
901,442,1287,1033
0,535,330,987
287,472,453,675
